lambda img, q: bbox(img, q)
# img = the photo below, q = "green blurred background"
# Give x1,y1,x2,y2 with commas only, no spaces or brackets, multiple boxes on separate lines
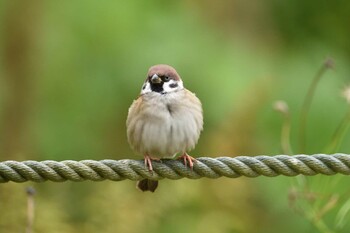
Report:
1,1,350,232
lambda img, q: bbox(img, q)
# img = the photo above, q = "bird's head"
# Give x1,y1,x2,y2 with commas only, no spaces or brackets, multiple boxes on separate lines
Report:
141,64,184,95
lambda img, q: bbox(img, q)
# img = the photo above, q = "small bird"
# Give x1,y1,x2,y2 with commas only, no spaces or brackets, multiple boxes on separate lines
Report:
126,64,203,192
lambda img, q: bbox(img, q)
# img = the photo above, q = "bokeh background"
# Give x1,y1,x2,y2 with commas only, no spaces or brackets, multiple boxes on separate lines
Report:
1,1,350,232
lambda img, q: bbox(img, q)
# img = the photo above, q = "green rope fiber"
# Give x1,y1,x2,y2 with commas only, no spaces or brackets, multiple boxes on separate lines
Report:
0,154,349,183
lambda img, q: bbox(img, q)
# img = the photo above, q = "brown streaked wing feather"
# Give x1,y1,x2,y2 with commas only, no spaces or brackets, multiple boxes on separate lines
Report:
127,95,144,119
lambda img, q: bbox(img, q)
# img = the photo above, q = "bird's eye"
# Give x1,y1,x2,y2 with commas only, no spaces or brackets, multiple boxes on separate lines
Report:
163,76,170,81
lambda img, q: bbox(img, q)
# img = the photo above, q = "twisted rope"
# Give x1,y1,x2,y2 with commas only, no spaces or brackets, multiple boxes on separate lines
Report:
1,154,350,183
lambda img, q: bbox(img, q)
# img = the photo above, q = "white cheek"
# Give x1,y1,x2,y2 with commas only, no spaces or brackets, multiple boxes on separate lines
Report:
140,82,151,94
163,80,184,93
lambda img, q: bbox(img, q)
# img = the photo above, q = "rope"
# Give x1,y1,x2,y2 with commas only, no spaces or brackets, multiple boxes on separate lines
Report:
1,154,350,183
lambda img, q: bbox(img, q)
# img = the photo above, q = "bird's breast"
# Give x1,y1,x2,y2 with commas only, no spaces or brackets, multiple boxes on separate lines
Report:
127,91,203,158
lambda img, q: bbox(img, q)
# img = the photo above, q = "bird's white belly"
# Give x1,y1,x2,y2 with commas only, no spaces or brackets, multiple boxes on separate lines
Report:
134,109,197,157
127,92,202,158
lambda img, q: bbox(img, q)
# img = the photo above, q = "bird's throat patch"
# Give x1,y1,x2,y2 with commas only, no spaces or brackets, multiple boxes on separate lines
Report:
150,83,164,93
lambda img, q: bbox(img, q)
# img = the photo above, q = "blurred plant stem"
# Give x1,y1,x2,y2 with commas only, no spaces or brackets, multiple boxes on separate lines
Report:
289,187,338,233
298,58,334,153
287,58,341,233
26,187,36,233
326,108,350,153
0,0,42,159
311,195,338,233
273,101,293,154
311,218,335,233
335,198,350,229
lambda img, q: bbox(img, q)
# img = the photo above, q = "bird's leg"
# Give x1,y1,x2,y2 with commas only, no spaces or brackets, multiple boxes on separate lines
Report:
178,153,196,170
144,154,161,172
144,154,153,172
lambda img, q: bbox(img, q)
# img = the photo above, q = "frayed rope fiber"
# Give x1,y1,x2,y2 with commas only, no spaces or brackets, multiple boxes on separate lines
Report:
1,154,350,183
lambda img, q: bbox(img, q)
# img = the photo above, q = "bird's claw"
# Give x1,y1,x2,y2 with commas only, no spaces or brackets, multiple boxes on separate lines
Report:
178,153,196,170
144,155,153,172
144,154,161,173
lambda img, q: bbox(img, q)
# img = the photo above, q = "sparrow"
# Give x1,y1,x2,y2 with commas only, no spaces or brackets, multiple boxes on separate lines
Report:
126,64,203,192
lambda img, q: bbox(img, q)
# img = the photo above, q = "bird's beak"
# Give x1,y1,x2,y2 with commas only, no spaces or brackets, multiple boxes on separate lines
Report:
151,74,162,84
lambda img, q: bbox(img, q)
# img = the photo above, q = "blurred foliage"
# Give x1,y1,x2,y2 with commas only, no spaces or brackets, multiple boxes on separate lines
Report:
1,0,350,233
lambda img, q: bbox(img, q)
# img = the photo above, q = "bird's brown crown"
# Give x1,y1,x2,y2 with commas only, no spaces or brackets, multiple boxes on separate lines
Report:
147,64,181,81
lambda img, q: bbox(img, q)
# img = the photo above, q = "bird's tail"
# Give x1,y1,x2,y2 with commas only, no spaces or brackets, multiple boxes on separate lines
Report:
137,179,158,192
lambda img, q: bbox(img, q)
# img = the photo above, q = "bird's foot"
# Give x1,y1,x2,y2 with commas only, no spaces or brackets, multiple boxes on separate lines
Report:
178,153,196,170
144,154,160,172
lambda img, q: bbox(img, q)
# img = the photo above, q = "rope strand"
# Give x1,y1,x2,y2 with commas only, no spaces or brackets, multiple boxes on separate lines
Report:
1,154,350,183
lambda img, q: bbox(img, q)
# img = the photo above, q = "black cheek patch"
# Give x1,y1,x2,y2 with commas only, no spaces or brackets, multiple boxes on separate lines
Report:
169,83,178,88
142,84,146,90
